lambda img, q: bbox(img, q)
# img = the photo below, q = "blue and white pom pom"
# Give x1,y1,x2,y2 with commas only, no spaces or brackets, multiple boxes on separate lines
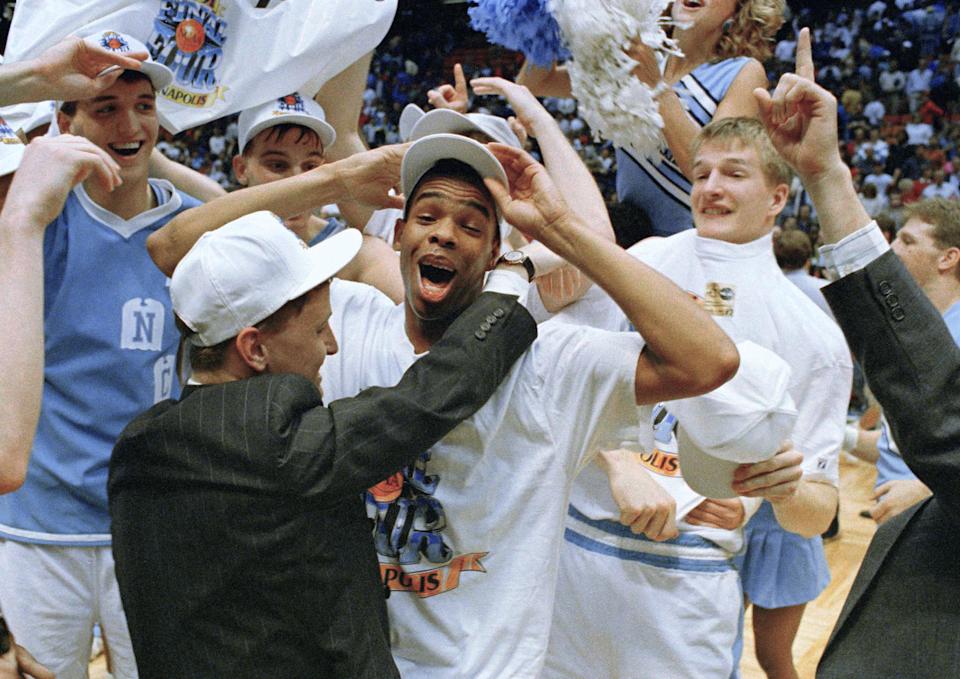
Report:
550,0,682,161
468,0,570,67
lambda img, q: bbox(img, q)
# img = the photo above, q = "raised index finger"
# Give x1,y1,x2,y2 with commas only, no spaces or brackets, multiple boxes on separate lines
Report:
796,27,814,82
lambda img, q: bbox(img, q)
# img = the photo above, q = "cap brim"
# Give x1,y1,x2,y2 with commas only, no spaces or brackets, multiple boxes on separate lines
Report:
676,427,741,499
0,143,25,176
243,113,336,153
401,133,508,197
399,104,427,141
288,228,362,300
139,62,174,92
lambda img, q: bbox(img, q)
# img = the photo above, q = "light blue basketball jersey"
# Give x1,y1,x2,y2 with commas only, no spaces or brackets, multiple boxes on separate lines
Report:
616,57,751,236
876,300,960,487
0,180,200,545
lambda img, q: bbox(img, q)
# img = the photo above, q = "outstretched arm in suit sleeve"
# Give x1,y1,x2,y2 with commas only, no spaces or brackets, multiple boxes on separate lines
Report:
284,291,536,503
824,254,960,523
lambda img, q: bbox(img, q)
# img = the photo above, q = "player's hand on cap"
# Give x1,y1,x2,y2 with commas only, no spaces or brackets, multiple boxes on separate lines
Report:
470,77,552,137
685,498,746,531
483,142,573,243
731,441,803,501
332,143,408,211
427,63,469,114
870,478,932,525
599,449,679,542
2,134,121,229
753,27,842,185
29,35,148,102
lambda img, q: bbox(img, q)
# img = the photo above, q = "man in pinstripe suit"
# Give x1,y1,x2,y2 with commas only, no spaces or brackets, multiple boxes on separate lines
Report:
108,211,537,679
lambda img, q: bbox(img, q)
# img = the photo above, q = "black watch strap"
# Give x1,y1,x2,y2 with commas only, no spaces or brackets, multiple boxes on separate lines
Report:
496,250,536,282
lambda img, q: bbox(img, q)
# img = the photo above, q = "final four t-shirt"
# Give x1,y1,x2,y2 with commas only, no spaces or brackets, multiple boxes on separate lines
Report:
321,280,644,679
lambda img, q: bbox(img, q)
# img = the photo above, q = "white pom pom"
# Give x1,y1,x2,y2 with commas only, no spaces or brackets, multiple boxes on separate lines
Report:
549,0,683,160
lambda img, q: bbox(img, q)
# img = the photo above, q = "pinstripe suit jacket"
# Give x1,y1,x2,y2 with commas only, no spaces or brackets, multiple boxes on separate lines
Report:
818,251,960,678
108,292,536,679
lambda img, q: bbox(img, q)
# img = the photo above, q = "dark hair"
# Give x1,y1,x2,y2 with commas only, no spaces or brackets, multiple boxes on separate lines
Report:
59,70,152,116
403,158,500,245
242,124,322,156
773,229,813,271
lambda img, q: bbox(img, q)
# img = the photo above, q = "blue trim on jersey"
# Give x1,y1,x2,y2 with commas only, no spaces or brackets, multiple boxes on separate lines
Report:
308,216,346,245
567,504,716,550
564,528,735,573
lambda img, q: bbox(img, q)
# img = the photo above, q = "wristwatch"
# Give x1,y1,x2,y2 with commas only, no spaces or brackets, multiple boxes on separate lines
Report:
496,250,536,282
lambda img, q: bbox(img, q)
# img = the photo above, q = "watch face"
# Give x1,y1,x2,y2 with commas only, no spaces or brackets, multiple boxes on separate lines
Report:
505,251,523,263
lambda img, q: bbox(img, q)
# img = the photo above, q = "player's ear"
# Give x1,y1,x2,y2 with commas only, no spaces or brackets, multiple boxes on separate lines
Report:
232,154,249,187
235,327,267,373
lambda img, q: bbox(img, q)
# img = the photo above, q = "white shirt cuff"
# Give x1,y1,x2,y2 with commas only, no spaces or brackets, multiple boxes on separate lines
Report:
483,268,530,307
819,221,890,279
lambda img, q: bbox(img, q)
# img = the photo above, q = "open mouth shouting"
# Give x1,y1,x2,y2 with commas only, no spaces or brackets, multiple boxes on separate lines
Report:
417,254,457,304
108,141,145,159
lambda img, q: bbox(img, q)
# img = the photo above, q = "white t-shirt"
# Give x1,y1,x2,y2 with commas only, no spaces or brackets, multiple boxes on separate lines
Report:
905,121,933,146
922,182,960,200
630,230,851,486
542,230,851,489
321,280,644,679
537,279,751,553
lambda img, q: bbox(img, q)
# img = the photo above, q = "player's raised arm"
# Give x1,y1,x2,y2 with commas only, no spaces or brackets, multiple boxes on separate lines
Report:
0,136,120,492
486,142,739,404
753,28,870,244
0,36,147,105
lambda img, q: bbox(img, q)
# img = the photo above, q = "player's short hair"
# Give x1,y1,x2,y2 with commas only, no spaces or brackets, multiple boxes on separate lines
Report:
242,124,323,157
773,229,812,271
59,70,153,116
693,117,793,188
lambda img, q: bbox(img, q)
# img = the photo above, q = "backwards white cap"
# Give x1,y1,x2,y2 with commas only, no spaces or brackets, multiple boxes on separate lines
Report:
237,93,336,154
171,211,361,346
399,103,522,148
670,341,798,499
81,30,174,92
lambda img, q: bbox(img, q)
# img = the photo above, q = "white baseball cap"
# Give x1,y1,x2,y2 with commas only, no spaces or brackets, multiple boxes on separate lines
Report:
399,103,521,148
171,211,361,346
669,341,798,499
81,30,173,92
237,93,336,154
0,115,25,177
401,133,508,199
